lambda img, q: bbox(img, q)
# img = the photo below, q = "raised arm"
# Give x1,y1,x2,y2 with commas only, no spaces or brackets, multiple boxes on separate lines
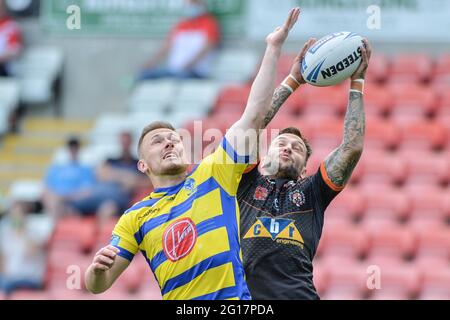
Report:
261,38,316,128
225,8,300,155
323,39,371,188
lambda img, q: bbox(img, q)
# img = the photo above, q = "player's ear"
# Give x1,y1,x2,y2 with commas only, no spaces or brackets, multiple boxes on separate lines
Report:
137,159,148,174
299,166,307,180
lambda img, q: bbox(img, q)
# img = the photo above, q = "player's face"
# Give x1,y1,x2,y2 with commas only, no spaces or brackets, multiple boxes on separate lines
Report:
264,134,308,179
138,128,188,176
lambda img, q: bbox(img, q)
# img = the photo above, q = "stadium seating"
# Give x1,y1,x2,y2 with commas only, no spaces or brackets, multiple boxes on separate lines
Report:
326,187,365,222
389,83,438,125
389,53,433,83
364,84,391,117
400,150,450,186
211,49,259,84
360,185,410,223
320,258,369,299
365,224,417,261
358,150,407,186
432,53,450,83
364,118,401,150
419,266,450,300
365,53,389,84
0,77,20,135
318,220,370,260
369,264,421,300
398,120,448,151
17,46,64,106
49,216,97,253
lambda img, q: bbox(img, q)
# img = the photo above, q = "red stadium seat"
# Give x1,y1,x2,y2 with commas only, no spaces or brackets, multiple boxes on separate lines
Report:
364,84,392,117
309,118,343,150
398,120,447,151
302,85,348,117
432,53,450,83
326,187,365,222
280,90,309,115
364,118,401,150
365,224,417,261
213,84,250,114
413,224,450,261
419,266,450,300
358,150,407,186
389,53,433,83
277,53,296,76
405,185,449,223
95,217,120,249
319,220,370,259
360,185,410,222
368,264,421,300
321,259,368,300
400,150,450,186
388,83,438,125
365,53,389,84
50,216,97,253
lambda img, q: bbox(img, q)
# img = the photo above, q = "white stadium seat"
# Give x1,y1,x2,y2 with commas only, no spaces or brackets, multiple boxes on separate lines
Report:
129,80,175,113
211,49,259,83
16,46,64,104
0,77,20,135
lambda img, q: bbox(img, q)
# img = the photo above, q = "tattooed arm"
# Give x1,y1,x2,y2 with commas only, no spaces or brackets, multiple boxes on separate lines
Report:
262,38,316,128
323,38,371,188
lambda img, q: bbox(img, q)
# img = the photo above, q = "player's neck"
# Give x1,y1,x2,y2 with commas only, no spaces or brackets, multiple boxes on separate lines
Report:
151,172,187,190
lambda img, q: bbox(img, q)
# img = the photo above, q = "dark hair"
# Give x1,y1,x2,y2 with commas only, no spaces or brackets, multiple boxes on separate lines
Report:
137,121,176,156
67,136,80,148
278,127,312,161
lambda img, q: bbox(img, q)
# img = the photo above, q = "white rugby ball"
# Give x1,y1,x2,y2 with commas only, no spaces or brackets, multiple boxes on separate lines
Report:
301,31,364,87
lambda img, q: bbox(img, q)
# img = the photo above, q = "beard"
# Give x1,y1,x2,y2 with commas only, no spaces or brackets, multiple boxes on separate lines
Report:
262,157,301,180
274,164,300,180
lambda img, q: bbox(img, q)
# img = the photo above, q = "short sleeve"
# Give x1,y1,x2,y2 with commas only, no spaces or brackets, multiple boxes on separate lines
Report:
202,137,251,196
312,162,344,211
110,213,139,261
237,163,260,200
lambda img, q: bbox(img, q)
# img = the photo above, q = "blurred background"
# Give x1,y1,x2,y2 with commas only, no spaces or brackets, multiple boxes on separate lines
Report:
0,0,449,300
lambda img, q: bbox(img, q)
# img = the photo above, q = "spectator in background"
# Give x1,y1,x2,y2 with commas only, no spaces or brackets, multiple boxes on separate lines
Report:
0,201,50,296
93,131,149,221
42,137,96,219
137,0,220,81
0,0,22,77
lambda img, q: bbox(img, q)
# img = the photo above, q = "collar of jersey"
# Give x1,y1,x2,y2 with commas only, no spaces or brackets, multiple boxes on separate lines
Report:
150,180,186,199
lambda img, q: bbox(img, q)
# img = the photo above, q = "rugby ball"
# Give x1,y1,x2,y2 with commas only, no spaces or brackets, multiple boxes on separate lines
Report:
301,31,364,87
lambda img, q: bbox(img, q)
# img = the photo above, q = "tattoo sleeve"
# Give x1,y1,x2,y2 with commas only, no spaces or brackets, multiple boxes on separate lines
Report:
324,91,365,187
262,85,293,128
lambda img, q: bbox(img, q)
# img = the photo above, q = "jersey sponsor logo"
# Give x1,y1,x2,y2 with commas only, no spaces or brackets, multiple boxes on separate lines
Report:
289,190,306,207
254,186,269,201
163,218,198,261
243,217,304,248
183,178,197,196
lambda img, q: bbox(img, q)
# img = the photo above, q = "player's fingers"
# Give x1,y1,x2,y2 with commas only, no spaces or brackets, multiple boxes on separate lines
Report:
101,248,118,260
296,38,315,62
107,245,120,254
284,7,299,30
93,262,109,272
95,254,114,266
289,7,301,29
363,38,372,60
